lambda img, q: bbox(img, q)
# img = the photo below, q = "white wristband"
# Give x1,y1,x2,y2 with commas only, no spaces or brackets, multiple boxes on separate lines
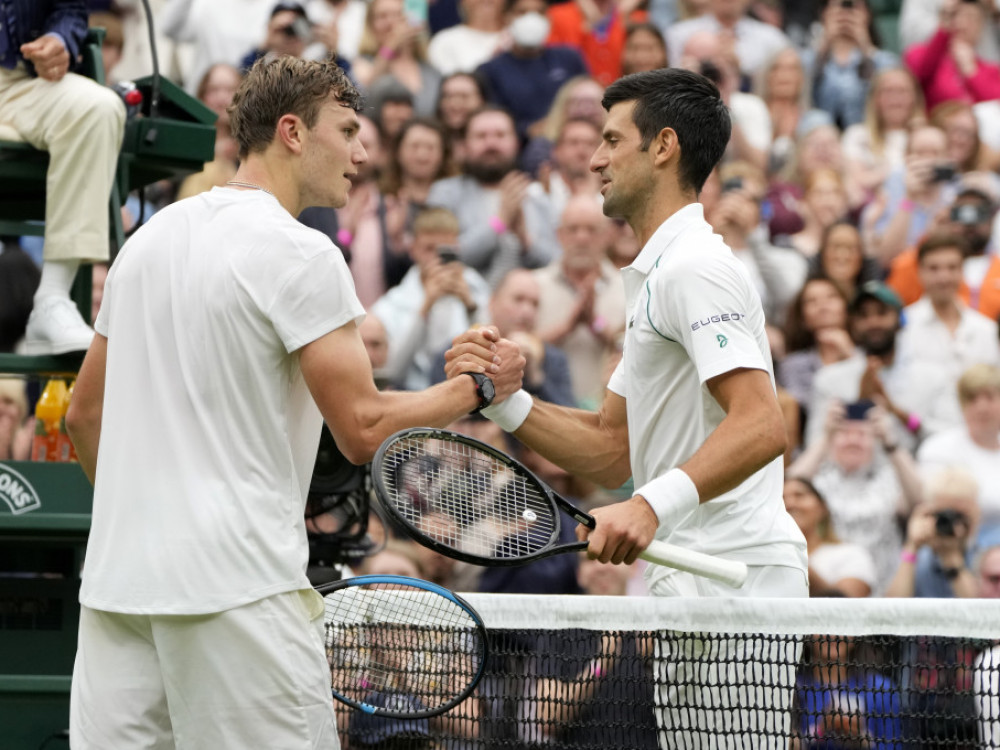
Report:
635,468,700,529
480,389,533,432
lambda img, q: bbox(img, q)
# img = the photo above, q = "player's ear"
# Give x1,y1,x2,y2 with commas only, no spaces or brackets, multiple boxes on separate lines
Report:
651,127,679,167
276,113,305,154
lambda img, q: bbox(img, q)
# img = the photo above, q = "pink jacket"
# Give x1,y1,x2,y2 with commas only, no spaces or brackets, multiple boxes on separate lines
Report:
904,29,1000,111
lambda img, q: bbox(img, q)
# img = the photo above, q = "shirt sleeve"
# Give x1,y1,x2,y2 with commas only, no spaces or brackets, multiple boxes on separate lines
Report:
606,358,626,397
267,247,365,353
653,255,769,385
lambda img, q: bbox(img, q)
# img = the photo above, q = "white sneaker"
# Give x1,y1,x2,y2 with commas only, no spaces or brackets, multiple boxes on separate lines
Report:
24,297,95,355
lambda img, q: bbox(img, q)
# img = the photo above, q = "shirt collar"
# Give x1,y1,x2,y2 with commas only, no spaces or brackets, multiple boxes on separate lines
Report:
627,203,706,276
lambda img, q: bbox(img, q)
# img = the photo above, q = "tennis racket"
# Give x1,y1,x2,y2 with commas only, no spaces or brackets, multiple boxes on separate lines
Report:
371,427,748,588
318,574,488,718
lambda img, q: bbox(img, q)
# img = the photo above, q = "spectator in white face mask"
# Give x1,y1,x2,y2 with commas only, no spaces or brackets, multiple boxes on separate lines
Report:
474,0,588,139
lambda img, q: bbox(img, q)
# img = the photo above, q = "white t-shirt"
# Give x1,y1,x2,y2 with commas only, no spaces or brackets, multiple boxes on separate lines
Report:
809,542,877,591
607,204,807,593
82,188,365,614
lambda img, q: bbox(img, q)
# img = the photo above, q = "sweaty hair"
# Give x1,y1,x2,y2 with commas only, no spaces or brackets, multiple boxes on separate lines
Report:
601,68,731,193
229,57,363,159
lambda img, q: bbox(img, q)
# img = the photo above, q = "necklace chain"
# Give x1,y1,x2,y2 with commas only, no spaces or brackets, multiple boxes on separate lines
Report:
226,180,275,196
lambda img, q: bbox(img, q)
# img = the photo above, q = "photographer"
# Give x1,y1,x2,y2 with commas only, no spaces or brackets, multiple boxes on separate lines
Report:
241,2,311,70
885,466,980,597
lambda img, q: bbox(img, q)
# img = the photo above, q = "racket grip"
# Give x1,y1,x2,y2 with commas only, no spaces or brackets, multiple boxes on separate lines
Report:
640,540,749,588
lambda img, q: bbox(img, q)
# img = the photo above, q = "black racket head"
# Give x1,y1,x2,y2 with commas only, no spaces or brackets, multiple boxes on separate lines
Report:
372,427,572,566
318,574,488,719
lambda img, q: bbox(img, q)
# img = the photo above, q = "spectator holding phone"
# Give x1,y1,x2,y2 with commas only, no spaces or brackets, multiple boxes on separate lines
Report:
370,207,490,390
806,281,962,450
885,466,980,597
790,400,924,594
802,0,899,130
864,123,958,267
904,0,1000,111
240,2,312,71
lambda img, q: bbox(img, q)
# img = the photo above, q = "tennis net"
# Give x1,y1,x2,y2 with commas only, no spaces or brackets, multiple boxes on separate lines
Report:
340,594,1000,749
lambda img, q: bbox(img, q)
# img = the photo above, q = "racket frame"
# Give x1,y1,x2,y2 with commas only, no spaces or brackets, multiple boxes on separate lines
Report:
373,427,596,567
373,428,750,588
317,573,489,718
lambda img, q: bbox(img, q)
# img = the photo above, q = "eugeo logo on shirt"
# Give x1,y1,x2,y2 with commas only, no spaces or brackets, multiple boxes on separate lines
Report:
0,464,42,515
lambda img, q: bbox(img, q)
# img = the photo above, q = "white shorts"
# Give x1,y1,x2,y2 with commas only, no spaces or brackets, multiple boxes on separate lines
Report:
70,589,339,750
650,566,808,750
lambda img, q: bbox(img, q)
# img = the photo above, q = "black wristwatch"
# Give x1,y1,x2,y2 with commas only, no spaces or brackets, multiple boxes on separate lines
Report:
463,372,495,413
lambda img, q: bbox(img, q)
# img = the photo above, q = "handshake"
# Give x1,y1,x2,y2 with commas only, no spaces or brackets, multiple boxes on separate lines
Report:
443,326,528,423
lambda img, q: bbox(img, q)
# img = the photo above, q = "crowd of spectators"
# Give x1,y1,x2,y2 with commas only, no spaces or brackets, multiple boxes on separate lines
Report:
5,4,1000,748
4,0,1000,604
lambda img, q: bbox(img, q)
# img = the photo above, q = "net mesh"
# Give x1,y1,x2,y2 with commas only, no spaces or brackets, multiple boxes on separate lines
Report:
338,594,1000,750
322,582,485,717
377,432,560,560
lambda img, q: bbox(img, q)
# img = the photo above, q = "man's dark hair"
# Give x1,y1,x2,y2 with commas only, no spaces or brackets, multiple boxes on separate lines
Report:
601,68,731,193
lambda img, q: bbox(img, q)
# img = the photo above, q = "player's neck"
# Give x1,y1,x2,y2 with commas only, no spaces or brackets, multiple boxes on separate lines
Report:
631,189,698,248
231,157,302,217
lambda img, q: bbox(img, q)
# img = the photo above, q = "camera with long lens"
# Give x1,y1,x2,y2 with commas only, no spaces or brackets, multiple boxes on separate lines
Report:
305,425,379,585
934,509,968,538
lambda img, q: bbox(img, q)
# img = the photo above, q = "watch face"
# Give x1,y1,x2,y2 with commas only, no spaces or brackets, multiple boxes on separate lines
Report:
481,376,496,405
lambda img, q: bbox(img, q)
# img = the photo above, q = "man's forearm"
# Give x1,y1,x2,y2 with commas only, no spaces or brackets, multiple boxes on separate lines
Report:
511,397,631,489
679,407,785,503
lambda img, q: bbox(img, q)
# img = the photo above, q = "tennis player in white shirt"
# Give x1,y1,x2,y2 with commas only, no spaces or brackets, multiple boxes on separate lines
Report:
66,57,525,750
446,67,808,748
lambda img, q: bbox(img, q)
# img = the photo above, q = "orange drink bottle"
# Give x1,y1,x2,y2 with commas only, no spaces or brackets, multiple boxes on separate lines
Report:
31,378,68,462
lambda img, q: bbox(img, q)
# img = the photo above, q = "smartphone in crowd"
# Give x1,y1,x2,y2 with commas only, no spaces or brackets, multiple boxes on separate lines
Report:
437,246,461,264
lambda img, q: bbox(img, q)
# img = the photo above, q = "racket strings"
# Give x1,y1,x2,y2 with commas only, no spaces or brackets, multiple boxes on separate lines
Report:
380,436,559,560
324,583,484,713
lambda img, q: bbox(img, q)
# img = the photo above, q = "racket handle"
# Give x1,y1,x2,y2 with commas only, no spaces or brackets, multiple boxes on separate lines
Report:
640,540,749,588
